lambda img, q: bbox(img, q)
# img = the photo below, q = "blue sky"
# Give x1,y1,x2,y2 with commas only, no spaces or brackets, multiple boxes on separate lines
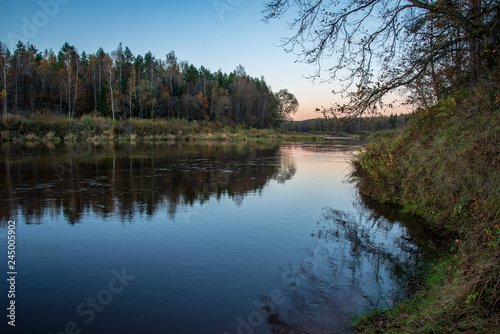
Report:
0,0,345,120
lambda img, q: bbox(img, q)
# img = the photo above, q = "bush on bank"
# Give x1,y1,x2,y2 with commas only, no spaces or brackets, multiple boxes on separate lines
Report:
351,90,500,333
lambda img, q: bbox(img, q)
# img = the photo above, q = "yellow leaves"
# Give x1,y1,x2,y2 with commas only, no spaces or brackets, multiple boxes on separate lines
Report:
483,223,500,247
0,89,7,100
436,97,456,117
465,292,479,304
198,92,209,120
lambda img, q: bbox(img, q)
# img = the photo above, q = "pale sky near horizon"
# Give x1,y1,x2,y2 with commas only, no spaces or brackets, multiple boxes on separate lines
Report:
0,0,396,120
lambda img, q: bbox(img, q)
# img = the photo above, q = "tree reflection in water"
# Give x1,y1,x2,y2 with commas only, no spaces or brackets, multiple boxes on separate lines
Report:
260,196,440,334
0,142,296,225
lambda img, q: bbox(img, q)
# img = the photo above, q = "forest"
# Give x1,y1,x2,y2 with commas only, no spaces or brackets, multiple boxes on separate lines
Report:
0,41,298,128
283,113,410,134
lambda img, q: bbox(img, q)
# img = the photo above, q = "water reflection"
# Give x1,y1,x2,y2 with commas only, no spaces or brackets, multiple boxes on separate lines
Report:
261,198,438,333
0,141,440,334
0,142,296,225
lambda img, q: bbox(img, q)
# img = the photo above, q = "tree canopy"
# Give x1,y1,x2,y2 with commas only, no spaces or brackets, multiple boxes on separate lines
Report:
0,41,298,128
263,0,500,116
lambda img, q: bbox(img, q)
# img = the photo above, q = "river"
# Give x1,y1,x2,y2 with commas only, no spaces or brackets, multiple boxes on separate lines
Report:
0,141,437,334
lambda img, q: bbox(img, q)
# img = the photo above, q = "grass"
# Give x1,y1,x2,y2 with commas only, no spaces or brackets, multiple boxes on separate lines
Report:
0,114,325,143
360,129,397,142
350,89,500,332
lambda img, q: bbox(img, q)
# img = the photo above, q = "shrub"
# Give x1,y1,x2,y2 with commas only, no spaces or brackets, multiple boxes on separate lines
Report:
24,133,40,142
0,131,11,142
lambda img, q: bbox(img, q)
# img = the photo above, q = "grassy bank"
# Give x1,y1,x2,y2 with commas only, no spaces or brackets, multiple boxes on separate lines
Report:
0,114,325,143
350,91,500,332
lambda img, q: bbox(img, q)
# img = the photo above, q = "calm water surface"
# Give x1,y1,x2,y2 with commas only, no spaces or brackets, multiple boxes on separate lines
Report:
0,141,437,334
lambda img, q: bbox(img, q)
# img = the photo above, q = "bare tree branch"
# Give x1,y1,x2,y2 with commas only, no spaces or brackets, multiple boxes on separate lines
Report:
263,0,500,116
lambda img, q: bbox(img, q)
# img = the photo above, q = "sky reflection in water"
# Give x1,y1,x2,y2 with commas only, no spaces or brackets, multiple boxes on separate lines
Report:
0,142,437,334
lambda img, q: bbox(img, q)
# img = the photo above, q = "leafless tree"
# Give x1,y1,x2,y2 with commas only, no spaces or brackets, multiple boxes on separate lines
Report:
263,0,500,116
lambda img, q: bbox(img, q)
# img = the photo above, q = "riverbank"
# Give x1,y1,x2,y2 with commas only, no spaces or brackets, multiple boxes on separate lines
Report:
350,92,500,332
0,114,328,143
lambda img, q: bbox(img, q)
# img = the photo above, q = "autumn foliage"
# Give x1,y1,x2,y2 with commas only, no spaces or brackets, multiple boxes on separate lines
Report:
0,42,298,128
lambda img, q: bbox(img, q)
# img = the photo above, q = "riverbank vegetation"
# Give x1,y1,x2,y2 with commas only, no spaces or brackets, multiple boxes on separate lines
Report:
350,90,500,332
0,114,325,142
0,111,408,143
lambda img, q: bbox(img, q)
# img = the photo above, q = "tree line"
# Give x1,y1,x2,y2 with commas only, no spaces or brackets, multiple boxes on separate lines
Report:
0,41,299,128
283,113,410,134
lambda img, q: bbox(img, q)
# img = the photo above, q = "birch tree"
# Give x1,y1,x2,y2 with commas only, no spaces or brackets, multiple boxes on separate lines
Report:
0,42,11,117
127,65,137,118
123,46,134,118
165,50,180,119
102,54,116,120
57,43,80,118
144,51,157,119
88,54,99,111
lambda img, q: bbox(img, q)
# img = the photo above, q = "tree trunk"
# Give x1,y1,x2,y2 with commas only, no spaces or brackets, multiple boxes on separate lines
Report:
93,68,97,111
98,60,102,110
169,75,174,119
2,63,7,117
429,13,440,100
469,0,482,78
72,61,79,117
210,88,214,119
109,66,115,120
150,67,154,119
129,85,133,118
134,73,137,114
119,64,123,119
15,57,18,113
68,70,71,118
